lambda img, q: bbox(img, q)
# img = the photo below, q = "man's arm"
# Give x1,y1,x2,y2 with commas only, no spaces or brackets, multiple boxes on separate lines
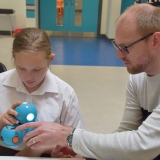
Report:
116,75,143,132
72,105,160,160
16,106,160,160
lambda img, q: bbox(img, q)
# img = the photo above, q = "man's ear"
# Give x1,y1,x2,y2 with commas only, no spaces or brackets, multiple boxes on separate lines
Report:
152,32,160,48
49,53,55,63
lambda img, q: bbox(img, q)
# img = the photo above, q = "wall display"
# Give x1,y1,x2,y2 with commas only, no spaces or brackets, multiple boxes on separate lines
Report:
147,0,160,6
135,0,142,3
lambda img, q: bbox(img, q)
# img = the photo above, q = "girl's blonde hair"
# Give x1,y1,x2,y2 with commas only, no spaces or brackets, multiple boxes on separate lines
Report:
12,28,51,59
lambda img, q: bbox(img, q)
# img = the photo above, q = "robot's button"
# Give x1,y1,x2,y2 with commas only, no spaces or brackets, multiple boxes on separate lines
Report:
12,136,20,143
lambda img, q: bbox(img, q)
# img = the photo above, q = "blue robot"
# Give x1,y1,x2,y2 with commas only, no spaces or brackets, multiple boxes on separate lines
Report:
0,102,37,146
0,124,23,146
15,102,37,124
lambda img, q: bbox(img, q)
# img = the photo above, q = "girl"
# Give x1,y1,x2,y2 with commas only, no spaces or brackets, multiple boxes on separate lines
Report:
0,28,84,157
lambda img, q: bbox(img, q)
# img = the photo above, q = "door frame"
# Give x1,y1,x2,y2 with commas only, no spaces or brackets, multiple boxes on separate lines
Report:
37,0,102,37
97,0,102,37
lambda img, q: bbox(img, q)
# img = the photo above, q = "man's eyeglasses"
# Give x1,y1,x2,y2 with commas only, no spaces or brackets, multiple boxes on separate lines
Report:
112,33,154,54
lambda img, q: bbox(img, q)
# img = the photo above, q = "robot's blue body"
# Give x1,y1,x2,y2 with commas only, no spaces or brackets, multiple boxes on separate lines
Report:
0,102,37,146
15,102,37,124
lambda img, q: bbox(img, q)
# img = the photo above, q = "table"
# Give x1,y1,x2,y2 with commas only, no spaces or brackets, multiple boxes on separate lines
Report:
0,157,85,160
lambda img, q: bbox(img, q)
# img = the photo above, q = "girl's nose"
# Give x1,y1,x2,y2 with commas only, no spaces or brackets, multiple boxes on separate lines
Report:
25,72,34,80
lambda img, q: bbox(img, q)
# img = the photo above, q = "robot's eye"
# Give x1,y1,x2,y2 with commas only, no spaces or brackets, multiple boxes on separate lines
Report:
27,113,35,121
0,136,4,141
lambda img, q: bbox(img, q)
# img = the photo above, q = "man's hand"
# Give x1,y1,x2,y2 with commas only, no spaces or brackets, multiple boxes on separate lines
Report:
16,121,73,149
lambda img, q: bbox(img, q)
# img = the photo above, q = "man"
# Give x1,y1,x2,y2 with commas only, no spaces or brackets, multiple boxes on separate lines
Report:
16,4,160,160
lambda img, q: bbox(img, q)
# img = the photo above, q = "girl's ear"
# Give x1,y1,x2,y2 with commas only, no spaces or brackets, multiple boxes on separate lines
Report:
49,53,55,63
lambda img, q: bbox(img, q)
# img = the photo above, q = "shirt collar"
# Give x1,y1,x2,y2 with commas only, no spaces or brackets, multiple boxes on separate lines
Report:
3,69,59,95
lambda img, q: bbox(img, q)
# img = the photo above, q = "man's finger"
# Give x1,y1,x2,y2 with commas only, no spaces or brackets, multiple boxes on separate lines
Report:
16,121,38,131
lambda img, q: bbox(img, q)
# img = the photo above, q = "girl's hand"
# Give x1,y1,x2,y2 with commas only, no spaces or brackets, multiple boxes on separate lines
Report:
0,101,20,127
51,145,84,158
15,147,42,157
15,146,56,157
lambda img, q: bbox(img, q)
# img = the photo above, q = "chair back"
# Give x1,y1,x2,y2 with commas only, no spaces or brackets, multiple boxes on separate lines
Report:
0,62,7,73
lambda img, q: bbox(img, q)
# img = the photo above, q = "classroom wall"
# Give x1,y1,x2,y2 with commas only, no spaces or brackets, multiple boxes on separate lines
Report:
100,0,108,34
120,0,134,14
0,0,26,31
105,0,122,39
0,0,146,38
26,0,36,27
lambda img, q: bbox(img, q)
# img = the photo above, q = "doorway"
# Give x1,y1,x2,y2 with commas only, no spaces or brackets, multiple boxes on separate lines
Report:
39,0,99,37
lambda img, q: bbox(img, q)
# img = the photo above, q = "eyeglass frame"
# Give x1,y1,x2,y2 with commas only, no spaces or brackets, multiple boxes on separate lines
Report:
112,33,154,54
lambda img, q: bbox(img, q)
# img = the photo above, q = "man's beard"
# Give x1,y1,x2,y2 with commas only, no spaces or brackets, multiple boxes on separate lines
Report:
126,65,145,74
125,53,154,75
